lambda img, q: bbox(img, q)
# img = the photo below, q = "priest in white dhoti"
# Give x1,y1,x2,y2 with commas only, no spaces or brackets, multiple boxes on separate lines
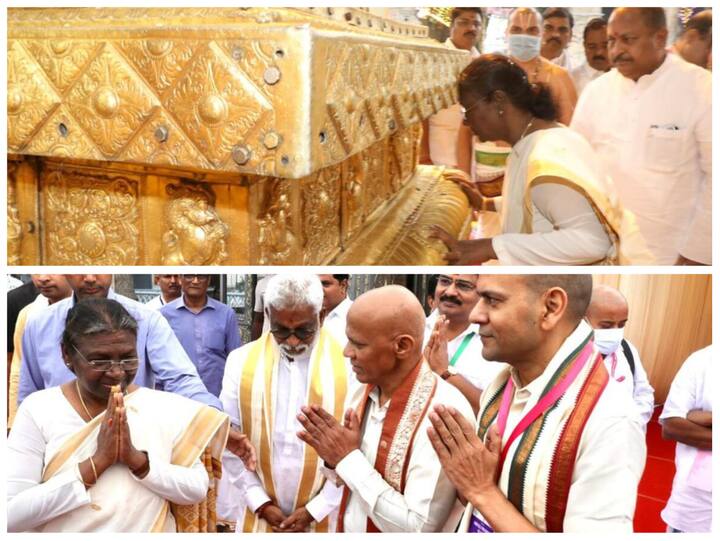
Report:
297,285,474,532
219,274,350,532
428,275,646,532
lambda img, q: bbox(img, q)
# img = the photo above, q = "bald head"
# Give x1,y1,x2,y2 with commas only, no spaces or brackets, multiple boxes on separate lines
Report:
350,285,425,348
586,285,629,329
345,286,426,391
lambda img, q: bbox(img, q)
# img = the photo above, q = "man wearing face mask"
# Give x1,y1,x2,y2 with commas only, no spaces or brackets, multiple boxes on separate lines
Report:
220,274,350,532
505,7,577,125
570,17,611,95
421,7,483,169
585,285,655,427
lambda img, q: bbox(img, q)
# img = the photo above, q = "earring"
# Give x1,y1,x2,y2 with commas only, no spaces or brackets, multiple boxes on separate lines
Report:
498,109,504,116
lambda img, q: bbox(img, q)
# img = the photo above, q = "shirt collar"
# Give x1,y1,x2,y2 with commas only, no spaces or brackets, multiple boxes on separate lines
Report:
615,51,672,88
327,297,352,320
176,294,213,312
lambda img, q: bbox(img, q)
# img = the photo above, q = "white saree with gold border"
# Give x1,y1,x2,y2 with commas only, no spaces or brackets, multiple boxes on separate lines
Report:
501,127,655,265
237,330,348,533
38,387,229,532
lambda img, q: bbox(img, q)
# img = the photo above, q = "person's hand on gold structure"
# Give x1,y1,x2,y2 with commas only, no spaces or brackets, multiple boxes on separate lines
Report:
444,169,486,210
430,226,497,265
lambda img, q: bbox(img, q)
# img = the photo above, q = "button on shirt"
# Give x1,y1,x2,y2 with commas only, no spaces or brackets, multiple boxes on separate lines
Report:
18,289,221,409
160,296,241,397
660,346,712,532
570,54,712,264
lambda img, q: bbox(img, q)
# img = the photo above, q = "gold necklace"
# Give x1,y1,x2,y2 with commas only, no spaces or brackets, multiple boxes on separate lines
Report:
75,379,94,422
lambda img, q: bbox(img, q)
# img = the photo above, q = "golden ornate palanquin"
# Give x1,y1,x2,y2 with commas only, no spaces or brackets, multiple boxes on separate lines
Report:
7,7,471,265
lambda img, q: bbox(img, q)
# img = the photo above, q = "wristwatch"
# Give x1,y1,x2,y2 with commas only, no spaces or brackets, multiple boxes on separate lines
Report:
440,366,458,380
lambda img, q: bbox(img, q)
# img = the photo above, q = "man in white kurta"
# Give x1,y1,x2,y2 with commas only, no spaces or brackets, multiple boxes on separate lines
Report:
421,8,481,168
660,346,712,532
144,274,181,311
585,285,655,427
428,275,646,532
570,17,611,96
571,8,712,265
220,275,349,532
424,274,505,412
297,285,474,532
318,274,353,348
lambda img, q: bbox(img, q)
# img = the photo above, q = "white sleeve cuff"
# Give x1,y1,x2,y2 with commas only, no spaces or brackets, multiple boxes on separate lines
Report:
245,485,272,513
305,479,343,522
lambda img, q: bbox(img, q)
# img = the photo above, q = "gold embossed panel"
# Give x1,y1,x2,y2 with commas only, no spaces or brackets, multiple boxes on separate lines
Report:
9,8,468,179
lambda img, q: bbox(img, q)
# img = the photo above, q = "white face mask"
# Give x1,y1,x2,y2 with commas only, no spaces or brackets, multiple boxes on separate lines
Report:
507,34,541,62
593,327,624,355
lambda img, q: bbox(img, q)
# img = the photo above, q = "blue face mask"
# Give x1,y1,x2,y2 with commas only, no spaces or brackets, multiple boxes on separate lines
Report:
507,34,541,62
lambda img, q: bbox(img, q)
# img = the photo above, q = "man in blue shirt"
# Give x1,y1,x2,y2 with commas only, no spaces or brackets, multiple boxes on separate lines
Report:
19,274,221,410
161,274,241,397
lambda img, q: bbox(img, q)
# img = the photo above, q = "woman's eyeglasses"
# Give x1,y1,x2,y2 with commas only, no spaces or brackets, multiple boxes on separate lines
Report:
72,344,139,371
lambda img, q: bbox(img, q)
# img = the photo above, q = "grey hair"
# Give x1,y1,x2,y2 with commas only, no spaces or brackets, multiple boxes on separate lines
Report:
63,298,138,349
264,274,323,314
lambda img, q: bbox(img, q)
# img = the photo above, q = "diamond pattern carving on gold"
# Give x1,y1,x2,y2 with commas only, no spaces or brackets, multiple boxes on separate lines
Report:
117,39,198,97
22,39,100,94
65,43,159,157
164,43,272,168
42,169,140,264
25,104,104,160
7,41,61,151
119,109,212,170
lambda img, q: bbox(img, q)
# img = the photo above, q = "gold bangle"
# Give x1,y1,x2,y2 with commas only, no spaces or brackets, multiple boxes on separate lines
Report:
89,457,98,485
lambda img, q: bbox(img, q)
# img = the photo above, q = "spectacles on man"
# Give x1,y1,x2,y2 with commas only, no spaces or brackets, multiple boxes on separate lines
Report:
181,274,210,282
270,325,318,341
71,343,139,371
438,275,477,293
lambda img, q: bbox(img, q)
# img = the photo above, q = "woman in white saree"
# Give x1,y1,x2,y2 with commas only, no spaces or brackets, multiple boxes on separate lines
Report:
432,54,653,266
7,298,230,532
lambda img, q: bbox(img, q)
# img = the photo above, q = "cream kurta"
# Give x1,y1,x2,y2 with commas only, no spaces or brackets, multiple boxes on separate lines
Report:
571,54,712,264
335,375,474,532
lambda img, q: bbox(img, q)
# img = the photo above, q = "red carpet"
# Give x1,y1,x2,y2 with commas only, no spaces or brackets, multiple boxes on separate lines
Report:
634,406,676,532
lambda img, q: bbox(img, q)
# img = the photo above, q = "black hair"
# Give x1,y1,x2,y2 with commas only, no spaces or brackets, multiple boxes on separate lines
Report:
543,7,574,28
451,7,484,24
684,9,712,41
613,7,666,32
525,275,594,323
427,274,439,299
63,298,138,350
458,54,557,121
583,17,608,41
332,274,350,283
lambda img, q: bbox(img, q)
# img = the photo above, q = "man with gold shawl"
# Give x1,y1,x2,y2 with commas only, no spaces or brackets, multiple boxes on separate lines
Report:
219,274,351,532
428,275,646,532
298,285,475,532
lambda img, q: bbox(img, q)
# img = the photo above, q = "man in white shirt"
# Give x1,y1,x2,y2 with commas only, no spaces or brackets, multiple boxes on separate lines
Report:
585,285,655,428
424,274,505,413
420,7,482,168
571,8,712,265
428,275,645,532
319,274,353,348
570,17,611,95
220,274,349,532
250,274,274,340
144,274,181,310
541,8,575,71
660,346,712,532
297,285,474,532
